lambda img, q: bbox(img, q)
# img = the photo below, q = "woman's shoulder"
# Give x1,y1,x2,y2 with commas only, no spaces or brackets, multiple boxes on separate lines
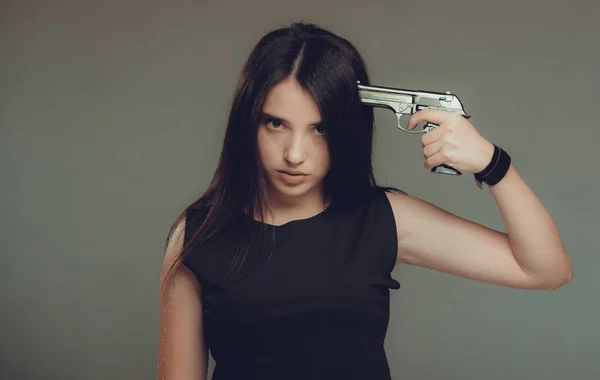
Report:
184,204,208,226
328,185,405,224
181,200,214,237
363,185,407,211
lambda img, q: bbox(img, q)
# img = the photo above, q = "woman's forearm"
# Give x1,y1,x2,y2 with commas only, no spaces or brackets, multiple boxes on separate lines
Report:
488,164,573,288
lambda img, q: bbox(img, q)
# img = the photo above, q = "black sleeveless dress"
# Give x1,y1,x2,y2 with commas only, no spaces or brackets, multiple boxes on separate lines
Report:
183,187,401,380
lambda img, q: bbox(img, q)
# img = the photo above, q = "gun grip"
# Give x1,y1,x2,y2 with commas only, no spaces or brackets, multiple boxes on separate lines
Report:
422,122,462,175
432,164,461,175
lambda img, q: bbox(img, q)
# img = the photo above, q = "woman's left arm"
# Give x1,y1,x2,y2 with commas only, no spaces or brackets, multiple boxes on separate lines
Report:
388,109,573,290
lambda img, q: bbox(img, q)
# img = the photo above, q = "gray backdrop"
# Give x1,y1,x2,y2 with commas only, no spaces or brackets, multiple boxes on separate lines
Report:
2,0,598,379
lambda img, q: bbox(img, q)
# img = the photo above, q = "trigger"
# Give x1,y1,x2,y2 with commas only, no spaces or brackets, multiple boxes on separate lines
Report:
424,122,439,133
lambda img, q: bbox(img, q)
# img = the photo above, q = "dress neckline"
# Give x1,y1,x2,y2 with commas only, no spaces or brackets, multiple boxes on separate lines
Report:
241,205,331,228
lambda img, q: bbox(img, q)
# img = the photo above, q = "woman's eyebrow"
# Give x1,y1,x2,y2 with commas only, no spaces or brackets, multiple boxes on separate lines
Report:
260,112,322,127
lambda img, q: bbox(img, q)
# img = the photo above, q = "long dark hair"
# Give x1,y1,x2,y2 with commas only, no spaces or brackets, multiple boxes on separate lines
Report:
162,22,403,286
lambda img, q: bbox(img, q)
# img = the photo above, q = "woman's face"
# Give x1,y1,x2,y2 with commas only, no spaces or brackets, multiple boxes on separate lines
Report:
257,77,331,204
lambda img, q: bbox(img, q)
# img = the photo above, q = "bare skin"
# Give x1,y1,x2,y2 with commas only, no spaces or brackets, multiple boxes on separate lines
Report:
158,220,208,380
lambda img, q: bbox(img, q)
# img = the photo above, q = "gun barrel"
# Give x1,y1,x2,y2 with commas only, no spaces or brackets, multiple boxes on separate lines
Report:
357,82,419,96
357,82,454,97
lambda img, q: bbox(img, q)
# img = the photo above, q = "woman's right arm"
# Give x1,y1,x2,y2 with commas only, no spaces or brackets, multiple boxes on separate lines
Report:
158,217,208,380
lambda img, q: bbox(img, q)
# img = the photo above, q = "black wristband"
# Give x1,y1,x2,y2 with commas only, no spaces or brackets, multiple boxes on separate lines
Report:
474,144,511,186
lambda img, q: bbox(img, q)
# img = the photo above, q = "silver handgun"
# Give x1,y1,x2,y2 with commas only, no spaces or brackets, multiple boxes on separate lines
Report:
357,81,471,175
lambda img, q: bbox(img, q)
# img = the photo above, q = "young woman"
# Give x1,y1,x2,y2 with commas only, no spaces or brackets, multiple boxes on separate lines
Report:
157,22,572,380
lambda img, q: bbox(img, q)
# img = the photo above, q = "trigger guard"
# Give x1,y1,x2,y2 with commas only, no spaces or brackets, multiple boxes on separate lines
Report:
395,114,430,134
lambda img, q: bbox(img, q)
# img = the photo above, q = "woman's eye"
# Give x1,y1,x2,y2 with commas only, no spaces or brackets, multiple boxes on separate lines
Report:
266,119,283,129
315,125,326,135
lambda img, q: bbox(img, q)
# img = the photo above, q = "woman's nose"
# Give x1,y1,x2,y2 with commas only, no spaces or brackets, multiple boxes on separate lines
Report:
283,135,306,164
